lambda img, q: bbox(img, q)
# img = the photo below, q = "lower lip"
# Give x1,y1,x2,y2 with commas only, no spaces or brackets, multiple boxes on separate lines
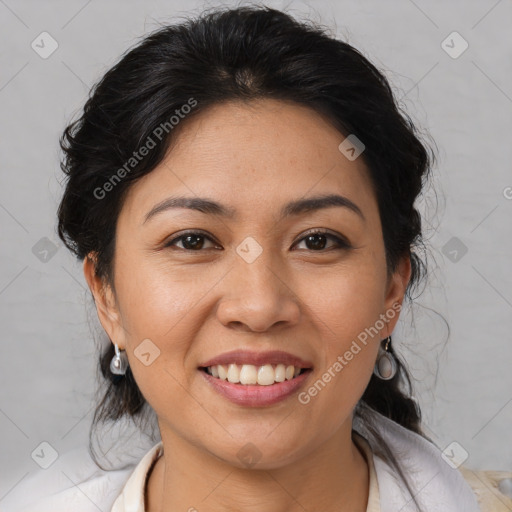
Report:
199,369,312,407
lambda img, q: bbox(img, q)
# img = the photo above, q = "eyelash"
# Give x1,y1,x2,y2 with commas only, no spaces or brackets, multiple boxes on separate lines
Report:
163,229,351,252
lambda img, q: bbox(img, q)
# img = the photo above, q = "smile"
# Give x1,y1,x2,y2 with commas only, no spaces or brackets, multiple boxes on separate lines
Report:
199,365,313,407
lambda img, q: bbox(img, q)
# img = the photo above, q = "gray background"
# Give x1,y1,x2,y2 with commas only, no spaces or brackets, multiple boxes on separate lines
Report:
1,0,511,500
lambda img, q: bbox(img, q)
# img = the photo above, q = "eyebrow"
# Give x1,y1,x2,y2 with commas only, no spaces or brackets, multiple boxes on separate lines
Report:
143,193,365,224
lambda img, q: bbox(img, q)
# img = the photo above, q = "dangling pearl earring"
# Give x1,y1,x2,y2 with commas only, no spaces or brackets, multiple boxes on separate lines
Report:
110,343,129,375
373,335,397,380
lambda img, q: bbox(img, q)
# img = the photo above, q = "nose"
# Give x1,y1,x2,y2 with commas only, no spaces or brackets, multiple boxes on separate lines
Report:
216,254,301,333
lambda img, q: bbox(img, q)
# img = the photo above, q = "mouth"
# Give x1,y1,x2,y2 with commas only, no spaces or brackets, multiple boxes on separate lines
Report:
198,349,314,406
199,366,312,407
199,363,311,386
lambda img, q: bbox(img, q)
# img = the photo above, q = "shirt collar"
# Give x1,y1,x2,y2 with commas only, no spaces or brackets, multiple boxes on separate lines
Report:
353,431,381,512
111,441,163,512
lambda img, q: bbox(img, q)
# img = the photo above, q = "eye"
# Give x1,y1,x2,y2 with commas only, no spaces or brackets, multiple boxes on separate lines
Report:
164,231,220,251
293,229,351,252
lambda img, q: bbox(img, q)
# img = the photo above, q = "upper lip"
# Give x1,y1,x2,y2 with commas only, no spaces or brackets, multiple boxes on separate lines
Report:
199,349,313,369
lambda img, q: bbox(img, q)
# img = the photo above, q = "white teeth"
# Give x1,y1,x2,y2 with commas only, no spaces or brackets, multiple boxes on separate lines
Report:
257,364,275,386
275,364,286,382
217,364,227,380
205,363,306,385
239,364,258,385
227,363,240,383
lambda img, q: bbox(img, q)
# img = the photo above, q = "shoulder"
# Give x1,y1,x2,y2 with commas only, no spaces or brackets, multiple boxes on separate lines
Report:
0,444,134,512
459,466,512,512
356,410,510,512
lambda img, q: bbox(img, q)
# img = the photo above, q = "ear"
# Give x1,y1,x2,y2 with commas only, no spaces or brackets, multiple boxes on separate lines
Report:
382,254,412,335
83,252,128,350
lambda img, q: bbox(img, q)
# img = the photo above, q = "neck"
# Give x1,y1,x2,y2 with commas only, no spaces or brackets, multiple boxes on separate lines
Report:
145,422,369,512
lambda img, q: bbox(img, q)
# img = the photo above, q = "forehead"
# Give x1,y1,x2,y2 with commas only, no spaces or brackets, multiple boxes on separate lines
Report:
120,98,377,224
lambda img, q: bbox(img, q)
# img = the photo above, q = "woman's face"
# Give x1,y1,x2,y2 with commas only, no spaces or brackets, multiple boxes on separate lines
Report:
85,98,410,469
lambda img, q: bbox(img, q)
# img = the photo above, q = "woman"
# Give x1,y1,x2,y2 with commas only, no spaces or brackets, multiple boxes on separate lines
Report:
4,5,511,512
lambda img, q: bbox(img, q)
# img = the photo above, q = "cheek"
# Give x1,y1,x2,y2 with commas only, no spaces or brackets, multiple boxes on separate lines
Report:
112,254,199,405
115,250,197,338
308,259,387,338
297,290,380,438
299,263,385,404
